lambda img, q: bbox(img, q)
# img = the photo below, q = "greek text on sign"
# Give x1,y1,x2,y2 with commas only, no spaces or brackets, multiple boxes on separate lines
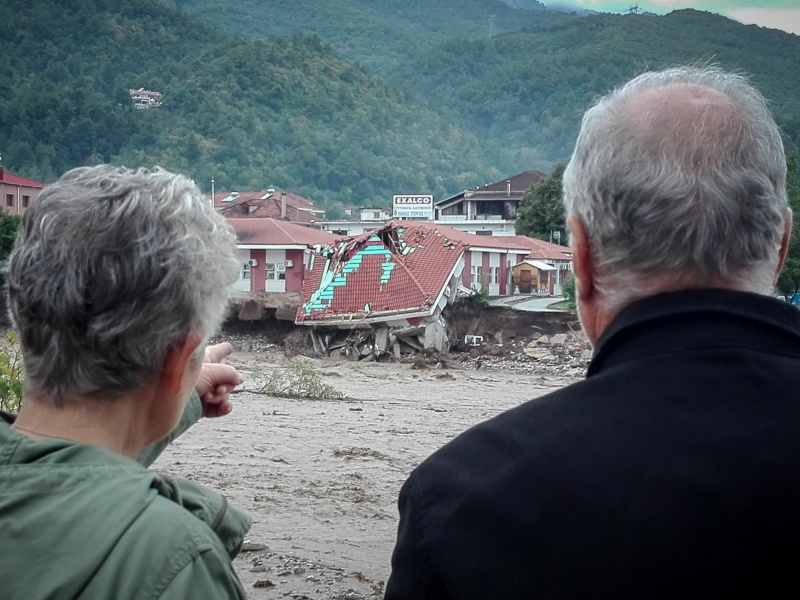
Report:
392,195,434,220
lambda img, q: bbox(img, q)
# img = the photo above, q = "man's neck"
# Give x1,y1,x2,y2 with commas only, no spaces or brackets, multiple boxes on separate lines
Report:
13,387,159,459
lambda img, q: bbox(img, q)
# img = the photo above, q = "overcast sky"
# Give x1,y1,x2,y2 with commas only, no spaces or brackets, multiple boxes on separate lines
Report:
543,1,800,36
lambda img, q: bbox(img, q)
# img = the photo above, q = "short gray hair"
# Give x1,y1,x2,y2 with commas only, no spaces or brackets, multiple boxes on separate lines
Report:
6,165,238,404
563,65,788,311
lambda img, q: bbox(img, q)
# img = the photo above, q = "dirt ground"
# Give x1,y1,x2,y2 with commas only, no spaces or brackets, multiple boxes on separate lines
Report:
152,346,584,600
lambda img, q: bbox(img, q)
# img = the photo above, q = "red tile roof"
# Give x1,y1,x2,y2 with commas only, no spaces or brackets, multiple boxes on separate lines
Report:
0,168,44,188
431,225,530,252
214,190,324,223
228,218,338,247
297,221,467,323
504,235,573,261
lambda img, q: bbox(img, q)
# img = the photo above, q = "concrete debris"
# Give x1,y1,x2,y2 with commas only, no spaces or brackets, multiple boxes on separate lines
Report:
523,347,555,361
216,303,592,377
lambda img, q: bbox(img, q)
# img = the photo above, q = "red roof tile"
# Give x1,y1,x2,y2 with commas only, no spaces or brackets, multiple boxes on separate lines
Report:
297,221,466,323
0,168,44,188
504,235,573,261
431,225,530,252
228,218,338,247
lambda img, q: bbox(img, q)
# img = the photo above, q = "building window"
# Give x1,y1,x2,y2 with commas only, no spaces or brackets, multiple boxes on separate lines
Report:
266,263,276,280
6,194,14,207
490,266,499,285
471,266,482,287
242,263,251,280
22,195,30,208
475,230,492,236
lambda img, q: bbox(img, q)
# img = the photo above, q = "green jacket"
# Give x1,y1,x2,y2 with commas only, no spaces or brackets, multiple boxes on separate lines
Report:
0,393,251,599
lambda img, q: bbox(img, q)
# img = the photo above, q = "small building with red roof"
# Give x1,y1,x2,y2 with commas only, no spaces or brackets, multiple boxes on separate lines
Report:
0,167,44,216
504,235,573,294
296,221,467,344
227,218,338,294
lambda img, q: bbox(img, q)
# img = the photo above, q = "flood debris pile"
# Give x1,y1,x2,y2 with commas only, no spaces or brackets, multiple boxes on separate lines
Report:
460,331,592,377
308,321,452,362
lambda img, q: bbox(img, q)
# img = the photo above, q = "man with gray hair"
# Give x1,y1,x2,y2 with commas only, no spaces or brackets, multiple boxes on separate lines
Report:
386,66,800,599
0,165,250,599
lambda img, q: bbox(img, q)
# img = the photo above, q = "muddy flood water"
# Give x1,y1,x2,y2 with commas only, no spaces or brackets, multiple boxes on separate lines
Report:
152,348,582,599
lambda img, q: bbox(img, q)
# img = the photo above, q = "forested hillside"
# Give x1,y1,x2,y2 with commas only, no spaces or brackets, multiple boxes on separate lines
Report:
0,0,218,182
168,0,568,76
0,0,518,204
3,0,799,207
387,9,800,164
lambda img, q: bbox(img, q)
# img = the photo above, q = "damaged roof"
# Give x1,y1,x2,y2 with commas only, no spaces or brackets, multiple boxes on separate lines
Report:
296,221,467,324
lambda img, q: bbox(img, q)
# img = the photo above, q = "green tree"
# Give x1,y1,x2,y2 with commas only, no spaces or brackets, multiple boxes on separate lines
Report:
515,163,566,240
777,152,800,299
0,212,22,284
561,274,576,309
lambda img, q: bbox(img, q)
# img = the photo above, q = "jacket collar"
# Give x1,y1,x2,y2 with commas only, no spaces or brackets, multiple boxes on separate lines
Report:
588,289,800,377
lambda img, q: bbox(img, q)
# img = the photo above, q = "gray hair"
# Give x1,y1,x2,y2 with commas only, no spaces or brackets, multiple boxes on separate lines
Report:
6,165,238,404
563,65,788,312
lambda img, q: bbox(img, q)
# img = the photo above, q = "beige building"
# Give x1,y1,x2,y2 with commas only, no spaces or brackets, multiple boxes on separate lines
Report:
0,167,44,216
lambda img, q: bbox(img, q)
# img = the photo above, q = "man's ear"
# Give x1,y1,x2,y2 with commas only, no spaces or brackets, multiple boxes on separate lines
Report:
776,208,793,279
158,333,203,398
567,216,595,302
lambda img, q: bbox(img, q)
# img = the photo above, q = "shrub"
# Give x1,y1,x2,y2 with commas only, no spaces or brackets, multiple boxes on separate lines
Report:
261,358,347,400
561,275,577,309
468,286,490,305
0,331,24,413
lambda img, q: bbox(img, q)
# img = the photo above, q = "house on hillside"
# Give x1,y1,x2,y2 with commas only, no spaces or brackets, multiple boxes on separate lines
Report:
434,169,545,236
129,88,162,109
0,167,44,216
296,221,468,352
214,189,325,223
228,218,338,293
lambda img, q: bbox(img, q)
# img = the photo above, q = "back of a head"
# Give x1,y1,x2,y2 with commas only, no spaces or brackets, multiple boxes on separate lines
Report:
563,66,788,311
6,165,238,404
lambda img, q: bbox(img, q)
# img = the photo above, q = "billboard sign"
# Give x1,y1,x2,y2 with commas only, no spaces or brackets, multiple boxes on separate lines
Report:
392,194,434,220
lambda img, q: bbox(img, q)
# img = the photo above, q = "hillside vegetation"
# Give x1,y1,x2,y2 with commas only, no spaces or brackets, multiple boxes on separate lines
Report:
387,9,800,164
0,0,518,204
3,0,800,207
168,0,568,76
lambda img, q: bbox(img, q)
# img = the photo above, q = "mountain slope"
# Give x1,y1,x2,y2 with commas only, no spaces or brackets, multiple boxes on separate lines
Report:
169,0,570,76
387,9,800,163
0,0,519,203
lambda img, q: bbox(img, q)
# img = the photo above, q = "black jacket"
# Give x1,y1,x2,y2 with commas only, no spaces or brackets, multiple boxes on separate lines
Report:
386,289,800,599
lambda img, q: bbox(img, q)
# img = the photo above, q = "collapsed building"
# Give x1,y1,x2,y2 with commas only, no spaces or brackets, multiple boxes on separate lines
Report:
295,221,472,359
